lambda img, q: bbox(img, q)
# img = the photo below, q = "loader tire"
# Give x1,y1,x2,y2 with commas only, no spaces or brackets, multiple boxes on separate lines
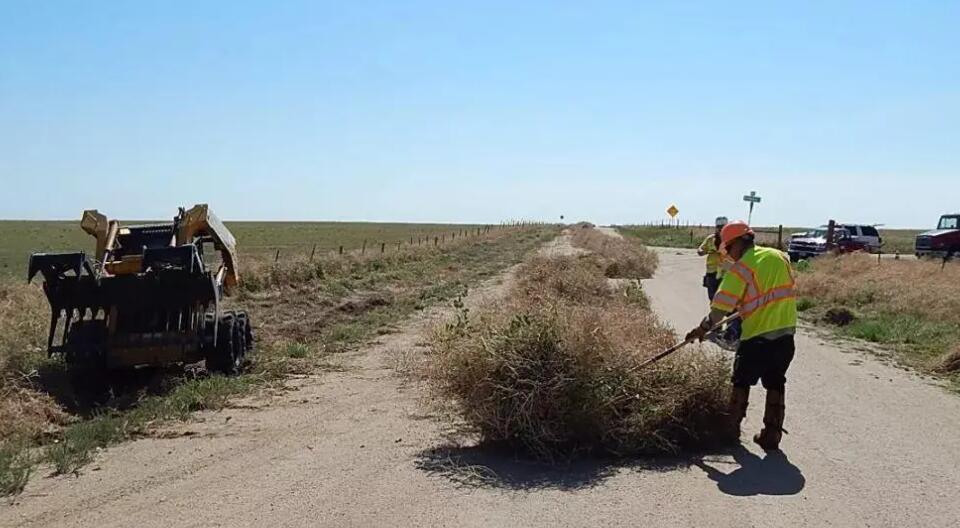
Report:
207,311,241,375
236,311,253,359
243,311,254,352
233,313,245,363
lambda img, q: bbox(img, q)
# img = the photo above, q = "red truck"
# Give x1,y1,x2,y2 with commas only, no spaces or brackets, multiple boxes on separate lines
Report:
915,214,960,258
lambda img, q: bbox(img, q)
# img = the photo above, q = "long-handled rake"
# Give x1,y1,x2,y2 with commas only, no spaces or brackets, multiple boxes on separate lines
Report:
633,312,741,371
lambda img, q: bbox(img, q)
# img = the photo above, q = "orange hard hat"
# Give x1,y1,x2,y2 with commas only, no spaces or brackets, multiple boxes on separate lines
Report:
720,221,754,248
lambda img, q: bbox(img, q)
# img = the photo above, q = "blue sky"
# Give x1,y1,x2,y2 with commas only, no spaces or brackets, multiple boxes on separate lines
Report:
1,1,957,227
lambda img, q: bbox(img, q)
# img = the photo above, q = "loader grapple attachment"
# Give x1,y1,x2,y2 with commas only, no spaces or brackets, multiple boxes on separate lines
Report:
28,252,93,284
27,204,253,374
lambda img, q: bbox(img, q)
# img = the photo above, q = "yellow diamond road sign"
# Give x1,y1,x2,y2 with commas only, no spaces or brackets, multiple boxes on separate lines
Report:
667,205,679,218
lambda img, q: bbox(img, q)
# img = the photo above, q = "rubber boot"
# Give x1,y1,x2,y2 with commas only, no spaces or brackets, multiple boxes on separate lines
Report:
754,389,785,451
728,386,750,438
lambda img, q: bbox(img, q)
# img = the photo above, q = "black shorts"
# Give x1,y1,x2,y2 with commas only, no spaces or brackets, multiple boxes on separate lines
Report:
703,272,720,301
732,335,795,390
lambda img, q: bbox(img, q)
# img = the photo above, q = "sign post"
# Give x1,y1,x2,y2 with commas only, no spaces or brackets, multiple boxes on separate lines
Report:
666,205,679,227
743,191,762,224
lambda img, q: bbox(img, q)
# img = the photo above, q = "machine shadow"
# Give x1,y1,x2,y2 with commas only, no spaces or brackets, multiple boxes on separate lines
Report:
35,361,207,416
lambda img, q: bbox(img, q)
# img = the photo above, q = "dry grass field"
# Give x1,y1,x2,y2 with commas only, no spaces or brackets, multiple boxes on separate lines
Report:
0,222,555,495
0,220,492,279
795,254,960,384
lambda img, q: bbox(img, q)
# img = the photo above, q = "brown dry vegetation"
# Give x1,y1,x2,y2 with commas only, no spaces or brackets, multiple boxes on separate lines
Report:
570,227,658,279
0,226,555,494
238,228,553,359
937,346,960,374
796,254,960,376
425,250,734,460
0,283,71,445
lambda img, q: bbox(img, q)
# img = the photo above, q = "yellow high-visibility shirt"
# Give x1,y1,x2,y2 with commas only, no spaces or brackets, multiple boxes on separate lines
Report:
699,235,723,273
711,246,797,341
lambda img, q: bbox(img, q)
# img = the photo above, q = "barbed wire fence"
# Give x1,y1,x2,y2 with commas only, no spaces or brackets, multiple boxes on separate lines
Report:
256,221,551,263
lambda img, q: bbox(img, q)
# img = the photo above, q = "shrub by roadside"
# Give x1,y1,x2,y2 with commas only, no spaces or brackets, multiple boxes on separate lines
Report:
570,227,658,280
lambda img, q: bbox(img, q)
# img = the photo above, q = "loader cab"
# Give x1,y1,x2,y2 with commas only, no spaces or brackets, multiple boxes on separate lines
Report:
105,223,178,276
114,224,176,258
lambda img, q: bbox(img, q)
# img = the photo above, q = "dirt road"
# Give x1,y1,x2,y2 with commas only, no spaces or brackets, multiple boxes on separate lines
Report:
4,241,960,527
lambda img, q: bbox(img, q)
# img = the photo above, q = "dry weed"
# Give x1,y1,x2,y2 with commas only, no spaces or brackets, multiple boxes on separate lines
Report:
936,346,960,374
426,253,734,459
0,283,48,383
570,228,658,279
0,387,70,442
0,283,71,447
796,254,960,326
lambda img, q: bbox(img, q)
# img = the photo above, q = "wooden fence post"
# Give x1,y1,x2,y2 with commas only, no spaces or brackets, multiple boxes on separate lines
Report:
310,244,317,261
380,242,385,254
777,225,784,250
339,245,343,255
362,240,367,255
826,220,836,252
274,249,280,262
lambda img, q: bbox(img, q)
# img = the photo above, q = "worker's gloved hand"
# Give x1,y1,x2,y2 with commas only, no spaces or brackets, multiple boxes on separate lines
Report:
685,327,707,343
684,318,713,343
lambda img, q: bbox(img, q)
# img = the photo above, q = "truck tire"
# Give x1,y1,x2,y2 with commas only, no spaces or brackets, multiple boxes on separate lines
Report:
207,311,241,375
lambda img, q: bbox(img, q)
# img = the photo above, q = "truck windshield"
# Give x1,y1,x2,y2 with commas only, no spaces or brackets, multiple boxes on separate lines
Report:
806,228,848,239
938,216,959,230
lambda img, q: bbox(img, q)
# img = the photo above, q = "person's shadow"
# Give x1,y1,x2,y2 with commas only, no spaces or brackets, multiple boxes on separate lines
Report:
695,444,805,497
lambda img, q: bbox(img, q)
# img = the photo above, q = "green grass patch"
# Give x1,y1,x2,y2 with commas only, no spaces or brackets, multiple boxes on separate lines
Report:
0,440,32,496
284,342,311,359
44,413,126,475
841,313,960,364
618,226,708,249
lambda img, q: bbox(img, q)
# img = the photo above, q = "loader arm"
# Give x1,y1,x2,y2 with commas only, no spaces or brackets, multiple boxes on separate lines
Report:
80,209,110,261
176,204,240,291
